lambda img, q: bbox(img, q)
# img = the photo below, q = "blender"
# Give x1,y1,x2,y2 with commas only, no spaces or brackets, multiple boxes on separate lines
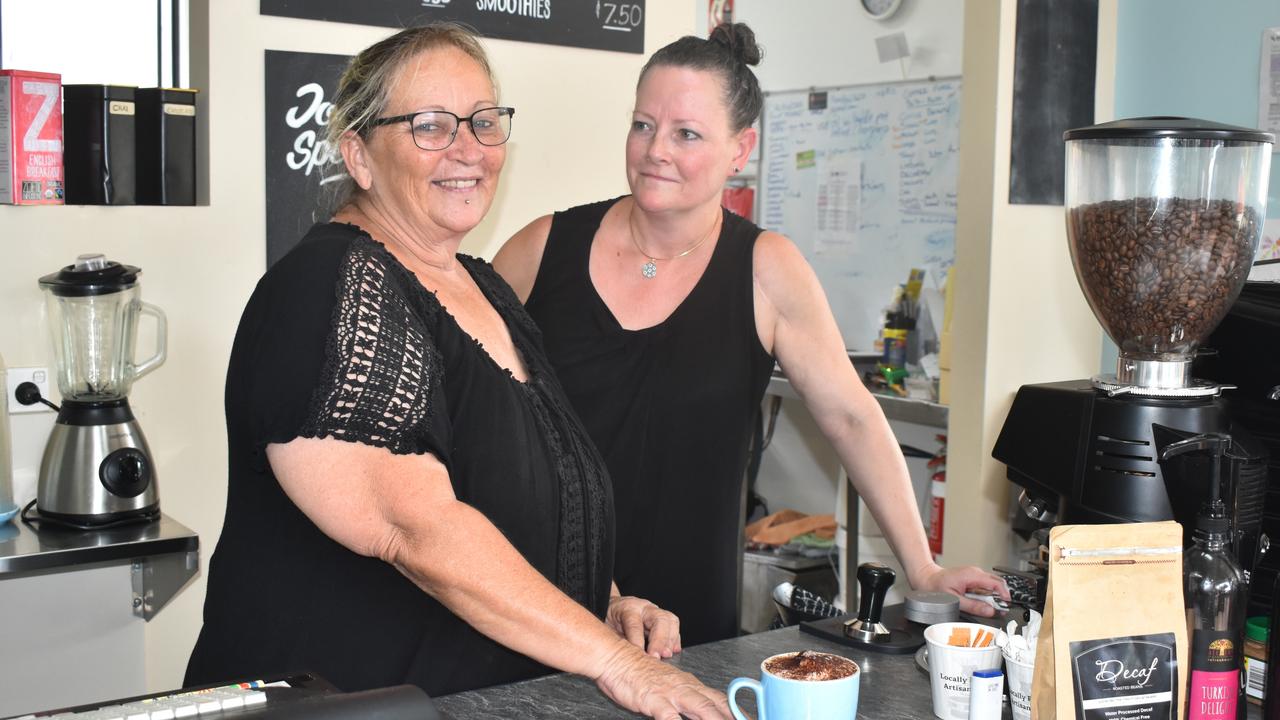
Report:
20,254,167,527
993,118,1273,578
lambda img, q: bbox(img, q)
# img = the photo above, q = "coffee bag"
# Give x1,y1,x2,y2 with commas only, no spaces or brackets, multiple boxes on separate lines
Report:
1032,522,1187,720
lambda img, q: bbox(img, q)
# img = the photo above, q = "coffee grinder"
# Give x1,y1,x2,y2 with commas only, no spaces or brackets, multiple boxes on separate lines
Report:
18,254,168,528
993,118,1274,578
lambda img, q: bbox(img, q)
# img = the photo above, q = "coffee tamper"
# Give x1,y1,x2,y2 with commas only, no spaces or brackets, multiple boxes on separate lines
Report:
800,560,925,654
844,562,895,642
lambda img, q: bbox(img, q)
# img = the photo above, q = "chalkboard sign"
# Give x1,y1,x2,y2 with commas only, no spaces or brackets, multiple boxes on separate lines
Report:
264,49,351,267
260,0,645,54
758,78,962,350
1008,0,1097,205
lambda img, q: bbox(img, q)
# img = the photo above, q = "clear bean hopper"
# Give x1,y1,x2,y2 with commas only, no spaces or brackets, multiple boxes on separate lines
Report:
1064,117,1272,391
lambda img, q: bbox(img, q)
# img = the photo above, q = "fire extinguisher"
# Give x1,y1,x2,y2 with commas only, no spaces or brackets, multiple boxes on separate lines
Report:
927,435,946,557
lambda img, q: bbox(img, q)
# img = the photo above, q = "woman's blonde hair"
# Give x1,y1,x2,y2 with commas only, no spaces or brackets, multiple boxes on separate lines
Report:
323,22,495,212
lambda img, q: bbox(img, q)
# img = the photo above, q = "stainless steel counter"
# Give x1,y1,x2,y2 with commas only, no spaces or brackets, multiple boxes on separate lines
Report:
766,370,949,429
0,513,201,715
0,513,196,575
0,513,199,620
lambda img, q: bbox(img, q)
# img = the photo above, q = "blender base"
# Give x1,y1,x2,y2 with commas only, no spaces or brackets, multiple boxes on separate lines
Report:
21,499,159,531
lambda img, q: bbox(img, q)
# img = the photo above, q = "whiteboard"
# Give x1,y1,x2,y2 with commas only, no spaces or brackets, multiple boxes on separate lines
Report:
758,78,962,350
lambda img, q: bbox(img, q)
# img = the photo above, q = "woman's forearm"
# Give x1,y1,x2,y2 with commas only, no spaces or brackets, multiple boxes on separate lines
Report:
819,394,939,588
387,499,636,679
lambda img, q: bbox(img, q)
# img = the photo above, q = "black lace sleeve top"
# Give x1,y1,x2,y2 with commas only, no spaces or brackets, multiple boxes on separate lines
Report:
185,222,614,696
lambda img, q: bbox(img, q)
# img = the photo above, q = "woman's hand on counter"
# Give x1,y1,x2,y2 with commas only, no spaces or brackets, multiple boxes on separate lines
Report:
607,595,682,658
594,642,731,720
913,563,1010,617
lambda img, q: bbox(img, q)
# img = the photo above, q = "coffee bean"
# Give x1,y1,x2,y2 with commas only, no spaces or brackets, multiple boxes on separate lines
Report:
1068,198,1260,355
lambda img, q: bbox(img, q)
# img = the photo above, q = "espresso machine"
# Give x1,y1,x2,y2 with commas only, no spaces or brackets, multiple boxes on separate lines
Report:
19,254,167,528
993,118,1274,577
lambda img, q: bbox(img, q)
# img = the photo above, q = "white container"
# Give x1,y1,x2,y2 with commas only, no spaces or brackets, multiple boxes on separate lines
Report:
924,622,1004,720
0,352,15,522
1003,651,1034,720
967,669,1003,720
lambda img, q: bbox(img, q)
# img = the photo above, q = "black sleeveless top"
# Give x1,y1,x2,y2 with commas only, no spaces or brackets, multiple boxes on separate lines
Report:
186,222,613,696
526,197,774,645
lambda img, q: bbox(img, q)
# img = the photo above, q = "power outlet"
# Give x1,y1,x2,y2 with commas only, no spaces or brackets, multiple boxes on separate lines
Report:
6,367,53,414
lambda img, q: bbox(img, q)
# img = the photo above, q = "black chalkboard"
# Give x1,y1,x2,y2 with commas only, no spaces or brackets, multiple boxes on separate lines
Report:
1008,0,1097,206
264,49,351,267
260,0,645,54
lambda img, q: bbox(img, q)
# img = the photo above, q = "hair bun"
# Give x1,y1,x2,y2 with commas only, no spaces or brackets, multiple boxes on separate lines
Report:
709,22,762,66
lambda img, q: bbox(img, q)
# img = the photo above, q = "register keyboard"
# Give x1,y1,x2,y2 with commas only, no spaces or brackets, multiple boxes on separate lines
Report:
4,673,441,720
13,684,266,719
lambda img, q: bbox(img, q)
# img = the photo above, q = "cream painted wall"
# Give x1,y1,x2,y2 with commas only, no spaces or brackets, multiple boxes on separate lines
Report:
0,0,692,693
699,0,965,91
942,0,1110,568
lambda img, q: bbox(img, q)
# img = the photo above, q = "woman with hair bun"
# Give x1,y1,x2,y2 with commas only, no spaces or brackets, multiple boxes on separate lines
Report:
496,23,1008,647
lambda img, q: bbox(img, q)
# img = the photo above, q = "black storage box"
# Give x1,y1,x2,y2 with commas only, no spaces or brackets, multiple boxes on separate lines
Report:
62,85,137,205
135,87,197,205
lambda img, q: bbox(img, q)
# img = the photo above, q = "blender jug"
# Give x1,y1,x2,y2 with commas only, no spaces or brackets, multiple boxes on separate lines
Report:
40,254,167,401
31,254,166,526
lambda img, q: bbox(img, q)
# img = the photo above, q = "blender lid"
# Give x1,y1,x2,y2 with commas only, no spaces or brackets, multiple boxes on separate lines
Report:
39,254,141,297
1064,116,1275,144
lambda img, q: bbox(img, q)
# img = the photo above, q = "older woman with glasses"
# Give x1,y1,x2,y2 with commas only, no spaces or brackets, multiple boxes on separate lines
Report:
185,24,729,718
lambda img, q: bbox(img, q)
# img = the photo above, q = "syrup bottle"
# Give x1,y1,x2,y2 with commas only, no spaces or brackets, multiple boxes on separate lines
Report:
1166,434,1247,720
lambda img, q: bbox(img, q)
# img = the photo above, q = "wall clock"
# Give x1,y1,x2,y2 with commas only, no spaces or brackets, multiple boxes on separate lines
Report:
860,0,903,21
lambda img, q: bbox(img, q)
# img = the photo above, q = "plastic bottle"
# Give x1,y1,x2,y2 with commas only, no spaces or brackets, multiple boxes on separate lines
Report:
1175,434,1246,720
0,352,14,522
1266,579,1280,718
1245,616,1268,706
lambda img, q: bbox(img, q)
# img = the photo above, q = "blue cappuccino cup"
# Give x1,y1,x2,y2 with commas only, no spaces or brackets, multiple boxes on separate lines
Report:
728,650,860,720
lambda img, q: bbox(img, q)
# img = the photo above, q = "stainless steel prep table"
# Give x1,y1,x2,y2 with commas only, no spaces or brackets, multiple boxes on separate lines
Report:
0,514,199,716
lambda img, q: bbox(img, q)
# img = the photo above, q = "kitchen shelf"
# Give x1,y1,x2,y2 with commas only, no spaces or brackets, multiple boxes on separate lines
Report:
0,513,199,620
766,356,948,429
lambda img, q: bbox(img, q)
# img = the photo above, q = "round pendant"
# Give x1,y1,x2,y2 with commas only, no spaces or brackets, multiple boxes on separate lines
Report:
641,260,658,279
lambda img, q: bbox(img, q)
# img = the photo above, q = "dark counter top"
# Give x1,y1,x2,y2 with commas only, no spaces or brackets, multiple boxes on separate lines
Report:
0,512,197,577
436,625,935,719
437,624,1267,719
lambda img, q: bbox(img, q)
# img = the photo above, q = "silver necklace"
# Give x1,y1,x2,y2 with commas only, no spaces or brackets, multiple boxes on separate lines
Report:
628,213,719,279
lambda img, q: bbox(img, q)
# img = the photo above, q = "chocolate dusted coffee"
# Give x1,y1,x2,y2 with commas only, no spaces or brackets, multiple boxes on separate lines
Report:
764,650,858,681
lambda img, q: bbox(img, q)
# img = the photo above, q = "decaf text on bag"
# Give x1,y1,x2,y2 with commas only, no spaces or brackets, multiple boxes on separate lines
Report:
1071,634,1178,719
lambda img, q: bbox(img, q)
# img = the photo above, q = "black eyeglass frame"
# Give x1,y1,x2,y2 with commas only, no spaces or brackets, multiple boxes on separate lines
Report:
366,106,516,150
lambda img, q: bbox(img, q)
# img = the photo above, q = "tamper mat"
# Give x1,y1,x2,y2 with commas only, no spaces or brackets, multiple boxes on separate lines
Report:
799,604,925,655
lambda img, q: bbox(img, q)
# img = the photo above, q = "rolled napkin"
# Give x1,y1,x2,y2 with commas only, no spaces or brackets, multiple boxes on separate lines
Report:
998,609,1041,665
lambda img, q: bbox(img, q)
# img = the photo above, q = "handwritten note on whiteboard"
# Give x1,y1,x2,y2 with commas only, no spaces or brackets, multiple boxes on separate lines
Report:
759,78,962,349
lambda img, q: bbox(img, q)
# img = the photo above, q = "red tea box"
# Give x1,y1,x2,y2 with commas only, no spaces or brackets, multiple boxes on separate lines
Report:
0,69,64,205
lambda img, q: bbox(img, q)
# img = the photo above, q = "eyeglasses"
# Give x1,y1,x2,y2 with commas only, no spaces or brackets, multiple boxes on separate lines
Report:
367,107,515,151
